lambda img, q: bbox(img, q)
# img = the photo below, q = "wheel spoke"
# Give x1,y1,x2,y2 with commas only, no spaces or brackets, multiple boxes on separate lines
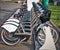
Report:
1,29,20,45
36,29,46,47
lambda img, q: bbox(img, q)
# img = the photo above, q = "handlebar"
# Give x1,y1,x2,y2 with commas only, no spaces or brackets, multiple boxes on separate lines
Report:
32,2,44,14
32,2,51,23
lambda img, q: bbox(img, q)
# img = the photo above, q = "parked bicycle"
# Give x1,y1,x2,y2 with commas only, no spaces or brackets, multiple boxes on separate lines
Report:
0,2,59,49
32,2,59,50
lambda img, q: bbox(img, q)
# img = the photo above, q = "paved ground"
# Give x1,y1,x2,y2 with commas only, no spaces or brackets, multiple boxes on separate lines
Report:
0,2,21,10
0,42,34,50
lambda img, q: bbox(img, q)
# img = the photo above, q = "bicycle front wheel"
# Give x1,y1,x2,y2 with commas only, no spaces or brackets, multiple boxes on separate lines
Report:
49,25,59,44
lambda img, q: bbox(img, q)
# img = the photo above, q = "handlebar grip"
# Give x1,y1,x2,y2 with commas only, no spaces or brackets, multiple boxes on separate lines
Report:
32,2,40,11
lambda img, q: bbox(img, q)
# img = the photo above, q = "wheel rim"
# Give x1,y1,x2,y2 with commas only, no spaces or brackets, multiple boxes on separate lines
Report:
50,27,59,44
38,30,46,46
1,29,20,45
34,29,46,50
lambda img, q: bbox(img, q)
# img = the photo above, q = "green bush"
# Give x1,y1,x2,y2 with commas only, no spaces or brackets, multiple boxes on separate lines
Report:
49,4,60,28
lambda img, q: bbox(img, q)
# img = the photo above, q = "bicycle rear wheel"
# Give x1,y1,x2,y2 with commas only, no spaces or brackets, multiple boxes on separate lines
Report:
1,29,20,45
